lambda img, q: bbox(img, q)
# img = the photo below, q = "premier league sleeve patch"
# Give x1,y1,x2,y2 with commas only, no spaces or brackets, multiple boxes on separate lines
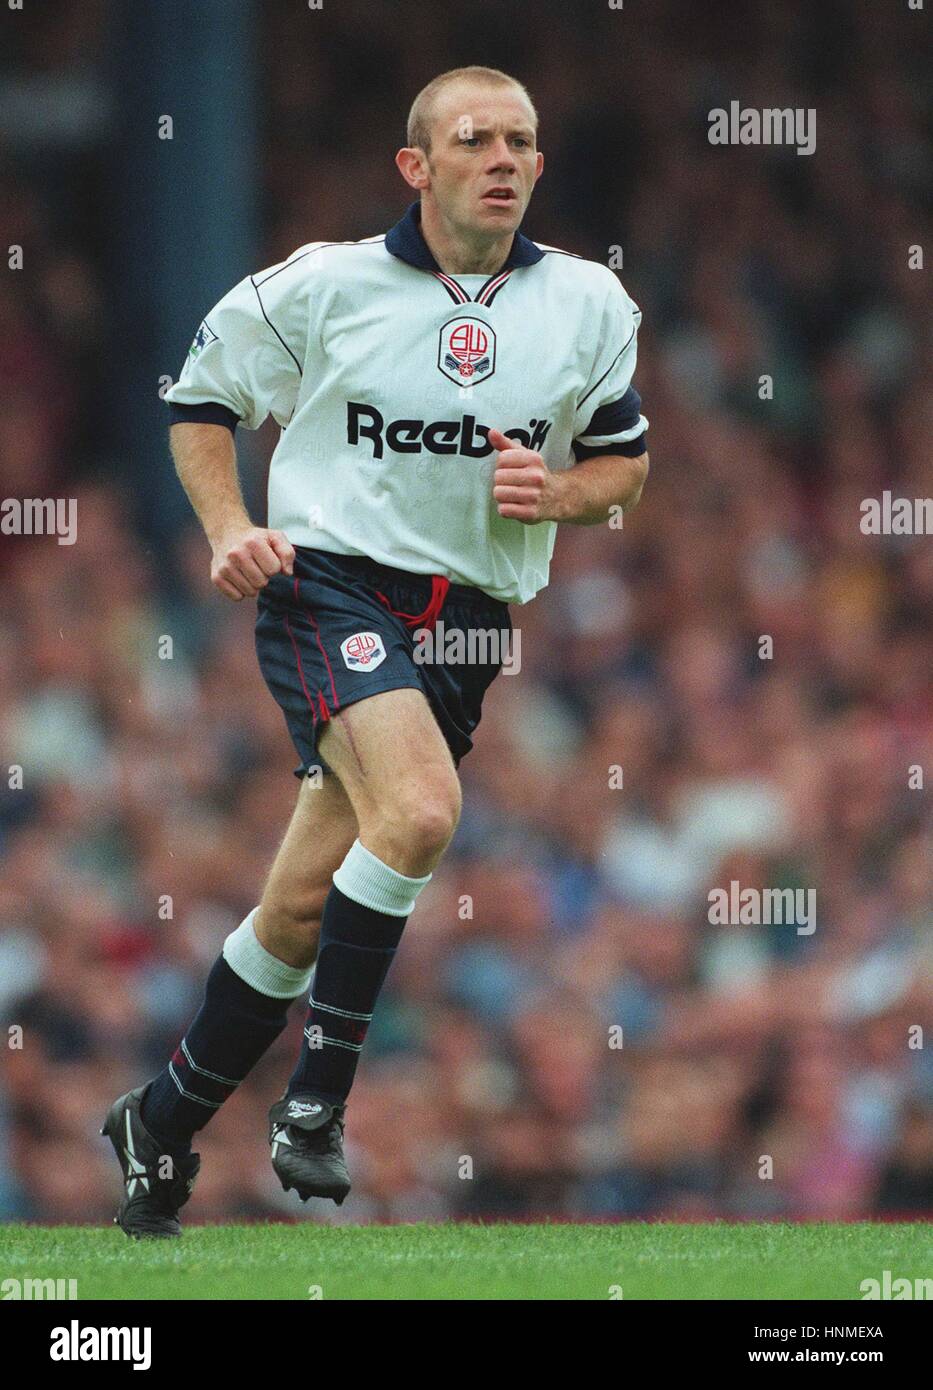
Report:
188,320,218,362
438,316,496,386
340,632,387,670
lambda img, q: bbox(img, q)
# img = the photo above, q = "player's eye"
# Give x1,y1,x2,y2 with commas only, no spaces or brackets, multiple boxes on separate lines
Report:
460,137,481,147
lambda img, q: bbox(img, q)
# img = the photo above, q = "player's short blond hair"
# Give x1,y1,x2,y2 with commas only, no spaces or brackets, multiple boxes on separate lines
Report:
406,66,537,155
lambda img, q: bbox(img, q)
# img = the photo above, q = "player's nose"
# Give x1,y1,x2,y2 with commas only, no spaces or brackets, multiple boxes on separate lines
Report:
485,135,517,169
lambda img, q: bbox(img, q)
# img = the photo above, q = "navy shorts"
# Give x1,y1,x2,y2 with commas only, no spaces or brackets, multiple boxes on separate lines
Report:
255,548,511,778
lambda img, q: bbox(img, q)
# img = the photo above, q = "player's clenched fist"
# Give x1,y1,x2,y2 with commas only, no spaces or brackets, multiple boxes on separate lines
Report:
210,526,295,601
488,427,561,525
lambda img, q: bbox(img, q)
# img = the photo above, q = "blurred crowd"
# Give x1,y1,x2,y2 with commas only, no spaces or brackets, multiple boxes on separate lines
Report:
1,0,931,1225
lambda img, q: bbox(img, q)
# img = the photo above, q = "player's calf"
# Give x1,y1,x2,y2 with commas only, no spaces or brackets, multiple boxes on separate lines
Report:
123,909,314,1185
254,771,360,966
275,837,436,1204
254,893,326,970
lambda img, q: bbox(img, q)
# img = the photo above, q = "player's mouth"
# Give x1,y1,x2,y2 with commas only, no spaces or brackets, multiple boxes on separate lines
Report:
480,186,518,207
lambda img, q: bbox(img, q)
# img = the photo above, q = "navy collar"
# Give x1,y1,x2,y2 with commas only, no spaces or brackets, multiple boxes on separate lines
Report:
385,200,545,273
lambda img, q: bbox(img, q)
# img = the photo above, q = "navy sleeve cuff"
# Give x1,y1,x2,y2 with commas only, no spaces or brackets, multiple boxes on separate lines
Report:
572,431,647,462
168,402,240,432
582,386,642,439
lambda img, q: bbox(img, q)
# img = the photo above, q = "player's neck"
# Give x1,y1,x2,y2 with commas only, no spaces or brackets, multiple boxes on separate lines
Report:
419,202,513,276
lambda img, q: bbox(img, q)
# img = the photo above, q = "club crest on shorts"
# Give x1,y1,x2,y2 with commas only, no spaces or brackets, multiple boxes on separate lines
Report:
438,315,496,387
340,631,387,670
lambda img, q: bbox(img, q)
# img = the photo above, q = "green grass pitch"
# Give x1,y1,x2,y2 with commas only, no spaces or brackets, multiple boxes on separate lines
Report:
1,1222,929,1300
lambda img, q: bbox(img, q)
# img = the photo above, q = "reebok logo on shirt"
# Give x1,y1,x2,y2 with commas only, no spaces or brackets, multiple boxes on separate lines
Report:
346,401,552,461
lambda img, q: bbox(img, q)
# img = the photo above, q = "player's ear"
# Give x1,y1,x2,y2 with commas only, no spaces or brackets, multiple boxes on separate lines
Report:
395,147,430,190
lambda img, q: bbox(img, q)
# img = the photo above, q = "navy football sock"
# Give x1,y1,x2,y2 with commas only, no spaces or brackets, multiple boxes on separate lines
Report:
287,886,407,1104
141,955,291,1154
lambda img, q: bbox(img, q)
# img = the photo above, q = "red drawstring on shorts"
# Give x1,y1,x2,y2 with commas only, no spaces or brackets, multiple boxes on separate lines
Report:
374,575,451,632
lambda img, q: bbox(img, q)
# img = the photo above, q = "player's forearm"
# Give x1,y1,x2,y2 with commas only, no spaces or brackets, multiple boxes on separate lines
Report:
170,422,252,546
552,451,649,525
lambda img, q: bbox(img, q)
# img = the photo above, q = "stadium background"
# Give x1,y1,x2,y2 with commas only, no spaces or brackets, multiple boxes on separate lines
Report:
0,0,930,1227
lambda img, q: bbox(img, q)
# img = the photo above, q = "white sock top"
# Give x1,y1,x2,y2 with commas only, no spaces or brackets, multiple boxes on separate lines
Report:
332,839,432,917
222,908,315,999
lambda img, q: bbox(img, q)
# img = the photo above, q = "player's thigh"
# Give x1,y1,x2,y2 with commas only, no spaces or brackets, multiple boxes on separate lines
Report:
261,771,358,926
318,687,461,830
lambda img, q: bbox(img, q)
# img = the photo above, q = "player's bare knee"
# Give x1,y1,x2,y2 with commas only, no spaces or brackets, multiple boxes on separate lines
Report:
370,782,461,866
407,799,459,858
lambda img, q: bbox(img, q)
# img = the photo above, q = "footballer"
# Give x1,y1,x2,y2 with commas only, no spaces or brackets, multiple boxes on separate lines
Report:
102,66,649,1235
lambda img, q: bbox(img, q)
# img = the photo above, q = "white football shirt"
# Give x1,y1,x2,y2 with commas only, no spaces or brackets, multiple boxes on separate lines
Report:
166,202,647,604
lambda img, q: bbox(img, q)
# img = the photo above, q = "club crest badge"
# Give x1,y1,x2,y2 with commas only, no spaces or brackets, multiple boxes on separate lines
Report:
340,632,387,671
438,316,496,387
